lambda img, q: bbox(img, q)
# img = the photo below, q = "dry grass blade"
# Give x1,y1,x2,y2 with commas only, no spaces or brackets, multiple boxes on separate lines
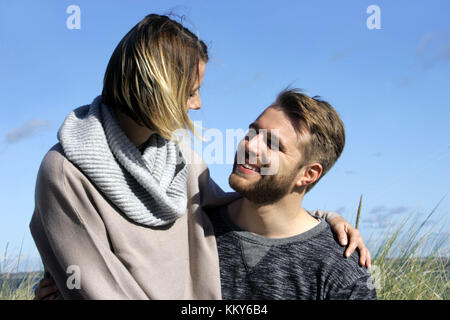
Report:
355,194,363,229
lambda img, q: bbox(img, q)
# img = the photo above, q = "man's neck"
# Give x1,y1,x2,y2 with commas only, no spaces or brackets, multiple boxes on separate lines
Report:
228,194,319,239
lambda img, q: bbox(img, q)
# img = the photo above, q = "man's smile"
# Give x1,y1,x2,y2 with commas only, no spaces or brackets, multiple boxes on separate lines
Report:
236,163,260,175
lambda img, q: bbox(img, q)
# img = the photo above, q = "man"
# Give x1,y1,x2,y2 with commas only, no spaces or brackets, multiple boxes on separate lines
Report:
207,89,377,299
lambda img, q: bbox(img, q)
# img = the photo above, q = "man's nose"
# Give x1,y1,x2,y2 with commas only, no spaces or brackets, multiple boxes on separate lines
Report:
246,132,266,158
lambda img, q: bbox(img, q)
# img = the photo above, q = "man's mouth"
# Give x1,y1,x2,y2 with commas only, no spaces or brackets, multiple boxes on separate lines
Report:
240,162,260,172
235,156,261,175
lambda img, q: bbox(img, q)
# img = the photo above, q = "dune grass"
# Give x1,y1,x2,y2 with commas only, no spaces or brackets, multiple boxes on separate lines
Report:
366,200,449,300
0,243,42,300
1,199,448,300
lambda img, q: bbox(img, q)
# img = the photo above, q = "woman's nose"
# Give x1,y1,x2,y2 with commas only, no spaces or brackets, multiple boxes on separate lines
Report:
188,96,202,110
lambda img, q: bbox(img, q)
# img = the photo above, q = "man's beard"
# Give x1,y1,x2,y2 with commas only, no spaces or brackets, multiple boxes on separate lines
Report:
228,163,299,205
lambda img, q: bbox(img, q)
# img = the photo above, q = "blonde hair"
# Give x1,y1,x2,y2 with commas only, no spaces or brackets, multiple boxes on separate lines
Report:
102,14,208,140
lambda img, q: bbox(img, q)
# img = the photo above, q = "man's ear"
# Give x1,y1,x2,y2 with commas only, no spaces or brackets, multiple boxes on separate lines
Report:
295,163,323,188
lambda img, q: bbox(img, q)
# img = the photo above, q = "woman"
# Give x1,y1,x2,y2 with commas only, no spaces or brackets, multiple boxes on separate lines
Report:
31,14,370,300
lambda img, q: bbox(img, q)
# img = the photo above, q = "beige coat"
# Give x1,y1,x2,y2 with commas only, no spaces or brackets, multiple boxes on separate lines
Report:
30,142,338,300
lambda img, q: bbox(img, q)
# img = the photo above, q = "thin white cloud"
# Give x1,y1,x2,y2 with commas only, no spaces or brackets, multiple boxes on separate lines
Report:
417,30,450,68
5,118,52,144
329,52,346,62
369,205,387,214
224,72,264,94
392,76,414,88
371,151,382,157
369,205,409,216
363,213,392,229
390,206,409,215
335,206,346,214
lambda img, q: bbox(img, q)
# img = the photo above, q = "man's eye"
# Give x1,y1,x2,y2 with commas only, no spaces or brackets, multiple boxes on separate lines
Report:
246,129,257,140
268,139,280,151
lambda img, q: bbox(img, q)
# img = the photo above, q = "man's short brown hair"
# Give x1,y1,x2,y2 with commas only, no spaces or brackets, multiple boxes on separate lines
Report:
274,89,345,192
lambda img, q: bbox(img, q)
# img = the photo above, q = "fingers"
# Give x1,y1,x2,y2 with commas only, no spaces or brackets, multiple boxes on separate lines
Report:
343,228,373,269
329,217,373,269
34,279,58,300
344,228,361,258
344,241,358,259
366,249,372,269
47,292,61,300
39,277,56,287
35,284,58,300
358,247,369,268
334,222,349,246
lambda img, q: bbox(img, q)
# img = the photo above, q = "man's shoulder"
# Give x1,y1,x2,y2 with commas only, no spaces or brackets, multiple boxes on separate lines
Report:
304,223,371,285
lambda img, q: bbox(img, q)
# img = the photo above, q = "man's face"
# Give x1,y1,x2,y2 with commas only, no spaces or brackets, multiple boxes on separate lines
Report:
229,105,308,205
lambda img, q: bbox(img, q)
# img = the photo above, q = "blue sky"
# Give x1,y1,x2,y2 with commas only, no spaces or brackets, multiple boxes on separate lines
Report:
1,0,449,268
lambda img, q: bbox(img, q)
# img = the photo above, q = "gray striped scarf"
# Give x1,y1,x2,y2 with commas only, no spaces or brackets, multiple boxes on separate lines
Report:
57,95,188,227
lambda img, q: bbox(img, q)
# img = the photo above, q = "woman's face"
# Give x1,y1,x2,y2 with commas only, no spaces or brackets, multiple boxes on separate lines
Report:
187,60,206,111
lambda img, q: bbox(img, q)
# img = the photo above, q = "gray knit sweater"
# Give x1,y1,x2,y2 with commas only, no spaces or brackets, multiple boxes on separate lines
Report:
209,205,377,300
